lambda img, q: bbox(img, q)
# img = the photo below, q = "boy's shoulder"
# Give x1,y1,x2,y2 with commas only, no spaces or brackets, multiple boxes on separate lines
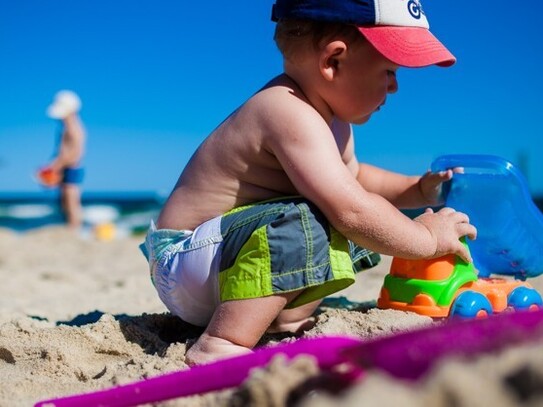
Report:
243,75,328,135
228,76,352,165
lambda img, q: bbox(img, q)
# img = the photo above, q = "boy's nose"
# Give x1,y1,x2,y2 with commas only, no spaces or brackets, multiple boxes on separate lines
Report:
387,71,398,94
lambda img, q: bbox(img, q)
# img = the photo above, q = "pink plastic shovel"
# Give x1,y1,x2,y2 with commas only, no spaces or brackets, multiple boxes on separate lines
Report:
34,336,361,407
35,309,543,407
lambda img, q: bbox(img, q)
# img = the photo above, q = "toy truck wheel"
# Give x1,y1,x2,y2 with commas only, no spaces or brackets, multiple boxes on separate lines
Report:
450,291,493,318
508,287,543,311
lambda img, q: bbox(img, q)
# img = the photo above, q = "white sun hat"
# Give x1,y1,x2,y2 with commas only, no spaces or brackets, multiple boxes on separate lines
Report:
46,90,82,119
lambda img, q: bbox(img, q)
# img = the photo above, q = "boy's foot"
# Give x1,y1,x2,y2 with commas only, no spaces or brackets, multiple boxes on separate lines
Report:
266,316,316,334
185,333,252,366
266,299,321,334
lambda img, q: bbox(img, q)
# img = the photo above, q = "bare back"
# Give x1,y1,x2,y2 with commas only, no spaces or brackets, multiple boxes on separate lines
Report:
157,74,354,231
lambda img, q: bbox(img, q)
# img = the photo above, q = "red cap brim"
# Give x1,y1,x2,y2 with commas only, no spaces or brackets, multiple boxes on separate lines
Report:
358,26,456,68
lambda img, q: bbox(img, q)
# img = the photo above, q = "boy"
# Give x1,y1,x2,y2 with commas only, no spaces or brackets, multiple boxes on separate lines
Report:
141,0,476,366
44,90,86,229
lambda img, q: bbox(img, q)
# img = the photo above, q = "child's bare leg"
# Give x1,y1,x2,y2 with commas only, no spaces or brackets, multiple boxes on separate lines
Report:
185,290,302,366
61,184,82,229
267,299,321,334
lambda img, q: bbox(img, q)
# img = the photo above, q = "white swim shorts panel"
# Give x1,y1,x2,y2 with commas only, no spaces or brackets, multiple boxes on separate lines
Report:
154,215,222,327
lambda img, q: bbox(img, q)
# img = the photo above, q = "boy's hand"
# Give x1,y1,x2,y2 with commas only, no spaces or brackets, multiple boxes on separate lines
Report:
414,207,477,263
418,168,462,206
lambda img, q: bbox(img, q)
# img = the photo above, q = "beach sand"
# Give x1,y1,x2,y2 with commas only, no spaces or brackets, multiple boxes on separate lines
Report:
1,226,543,406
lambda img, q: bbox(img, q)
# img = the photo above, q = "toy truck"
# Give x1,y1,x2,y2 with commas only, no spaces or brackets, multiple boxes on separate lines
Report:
378,251,542,318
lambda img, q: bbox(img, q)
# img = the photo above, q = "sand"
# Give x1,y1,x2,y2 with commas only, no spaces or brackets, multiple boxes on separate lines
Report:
1,226,543,406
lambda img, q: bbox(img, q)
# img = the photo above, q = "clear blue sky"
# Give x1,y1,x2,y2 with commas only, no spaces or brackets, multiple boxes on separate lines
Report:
1,1,542,196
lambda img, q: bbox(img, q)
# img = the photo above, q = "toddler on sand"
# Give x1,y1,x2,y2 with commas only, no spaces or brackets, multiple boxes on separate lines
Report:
141,0,476,365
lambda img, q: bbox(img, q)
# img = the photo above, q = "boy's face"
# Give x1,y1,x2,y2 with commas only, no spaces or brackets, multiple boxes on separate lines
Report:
329,39,399,125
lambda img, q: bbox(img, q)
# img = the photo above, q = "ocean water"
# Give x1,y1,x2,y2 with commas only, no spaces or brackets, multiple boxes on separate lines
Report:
0,191,163,235
3,191,542,235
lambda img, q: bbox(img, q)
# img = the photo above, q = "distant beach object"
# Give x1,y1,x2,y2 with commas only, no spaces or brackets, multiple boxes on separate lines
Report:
93,222,117,241
46,90,81,119
35,166,62,187
34,309,543,407
82,205,120,225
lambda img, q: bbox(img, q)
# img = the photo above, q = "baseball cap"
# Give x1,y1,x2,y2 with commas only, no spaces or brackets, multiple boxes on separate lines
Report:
271,0,456,68
46,90,82,119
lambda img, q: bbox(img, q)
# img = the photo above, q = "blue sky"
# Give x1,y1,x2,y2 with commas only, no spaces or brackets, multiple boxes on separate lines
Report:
1,1,542,196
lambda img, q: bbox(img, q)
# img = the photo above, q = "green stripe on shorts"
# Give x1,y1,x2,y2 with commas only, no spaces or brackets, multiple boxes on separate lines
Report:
219,225,274,300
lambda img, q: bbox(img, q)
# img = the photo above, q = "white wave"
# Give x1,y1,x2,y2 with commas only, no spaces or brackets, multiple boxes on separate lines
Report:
82,205,120,225
5,204,56,219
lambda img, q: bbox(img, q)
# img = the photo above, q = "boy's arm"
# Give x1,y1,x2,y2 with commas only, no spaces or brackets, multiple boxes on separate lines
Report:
264,101,475,261
356,163,459,209
356,163,423,208
334,121,445,208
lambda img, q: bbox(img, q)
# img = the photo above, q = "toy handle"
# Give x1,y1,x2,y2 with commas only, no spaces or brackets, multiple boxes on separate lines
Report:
430,154,529,203
431,154,521,177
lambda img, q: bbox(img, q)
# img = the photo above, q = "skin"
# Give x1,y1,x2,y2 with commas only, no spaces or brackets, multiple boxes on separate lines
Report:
48,113,85,229
157,35,477,365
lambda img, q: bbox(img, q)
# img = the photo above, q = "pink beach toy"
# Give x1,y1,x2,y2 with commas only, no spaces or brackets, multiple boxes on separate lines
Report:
344,308,543,380
35,309,543,407
34,336,361,407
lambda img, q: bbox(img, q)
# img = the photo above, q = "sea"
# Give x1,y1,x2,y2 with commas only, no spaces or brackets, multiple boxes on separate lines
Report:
2,191,542,236
0,190,164,236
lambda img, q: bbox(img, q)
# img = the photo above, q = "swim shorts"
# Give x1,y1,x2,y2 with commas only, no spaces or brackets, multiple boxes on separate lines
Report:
62,167,84,184
140,197,380,326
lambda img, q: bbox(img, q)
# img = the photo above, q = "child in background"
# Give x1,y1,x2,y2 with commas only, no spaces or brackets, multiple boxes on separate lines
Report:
141,0,476,365
42,90,86,229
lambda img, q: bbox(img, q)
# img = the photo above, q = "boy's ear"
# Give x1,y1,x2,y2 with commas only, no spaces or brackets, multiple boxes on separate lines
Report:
319,40,348,82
